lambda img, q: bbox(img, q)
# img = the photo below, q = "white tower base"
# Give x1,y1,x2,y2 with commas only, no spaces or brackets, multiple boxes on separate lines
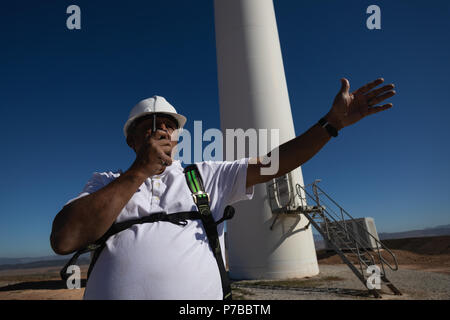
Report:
214,0,319,280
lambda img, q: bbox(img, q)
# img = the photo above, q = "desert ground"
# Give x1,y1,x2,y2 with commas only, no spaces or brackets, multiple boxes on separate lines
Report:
0,236,449,300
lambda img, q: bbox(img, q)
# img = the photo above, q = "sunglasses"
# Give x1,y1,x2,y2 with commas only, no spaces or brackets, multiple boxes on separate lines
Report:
129,114,178,136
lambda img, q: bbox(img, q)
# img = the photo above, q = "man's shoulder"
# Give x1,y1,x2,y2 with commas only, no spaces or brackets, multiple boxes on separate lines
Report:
192,160,225,173
192,159,249,182
194,158,249,170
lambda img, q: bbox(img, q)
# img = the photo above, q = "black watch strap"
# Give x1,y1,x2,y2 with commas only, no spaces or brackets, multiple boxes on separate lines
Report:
318,117,338,137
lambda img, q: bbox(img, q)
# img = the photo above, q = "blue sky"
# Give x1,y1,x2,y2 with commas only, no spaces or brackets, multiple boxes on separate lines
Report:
0,0,449,257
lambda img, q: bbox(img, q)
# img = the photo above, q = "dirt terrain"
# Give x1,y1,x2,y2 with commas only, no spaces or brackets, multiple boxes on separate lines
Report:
0,265,88,300
0,236,449,300
317,235,450,275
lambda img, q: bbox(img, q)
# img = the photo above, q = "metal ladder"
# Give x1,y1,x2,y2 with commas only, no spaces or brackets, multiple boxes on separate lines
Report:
268,178,402,298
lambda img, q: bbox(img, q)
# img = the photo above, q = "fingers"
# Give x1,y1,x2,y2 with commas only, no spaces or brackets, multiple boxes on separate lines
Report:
366,84,395,100
142,130,173,166
157,129,171,141
147,135,172,165
148,128,170,141
368,103,393,115
352,78,384,95
340,78,350,93
145,131,172,149
368,90,396,106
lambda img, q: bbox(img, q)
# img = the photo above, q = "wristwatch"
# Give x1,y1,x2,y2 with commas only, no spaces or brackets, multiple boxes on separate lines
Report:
318,117,338,137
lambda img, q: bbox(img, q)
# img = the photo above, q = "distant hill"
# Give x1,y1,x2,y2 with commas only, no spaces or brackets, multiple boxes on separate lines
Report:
378,224,450,240
0,254,91,270
0,255,68,266
313,223,450,249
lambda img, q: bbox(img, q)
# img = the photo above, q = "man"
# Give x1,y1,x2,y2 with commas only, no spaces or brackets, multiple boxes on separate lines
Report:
50,77,395,299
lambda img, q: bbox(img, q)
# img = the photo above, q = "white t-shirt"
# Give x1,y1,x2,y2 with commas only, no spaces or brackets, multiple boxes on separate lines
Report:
65,158,254,300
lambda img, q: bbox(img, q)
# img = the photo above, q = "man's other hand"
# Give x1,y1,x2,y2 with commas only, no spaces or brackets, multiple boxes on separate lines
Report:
326,77,396,130
130,129,173,178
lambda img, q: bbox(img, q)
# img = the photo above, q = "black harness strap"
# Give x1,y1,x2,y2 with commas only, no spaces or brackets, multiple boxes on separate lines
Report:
60,166,234,300
60,211,201,282
184,164,232,300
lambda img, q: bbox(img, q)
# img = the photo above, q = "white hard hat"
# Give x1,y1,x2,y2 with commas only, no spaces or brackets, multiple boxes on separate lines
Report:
123,95,187,137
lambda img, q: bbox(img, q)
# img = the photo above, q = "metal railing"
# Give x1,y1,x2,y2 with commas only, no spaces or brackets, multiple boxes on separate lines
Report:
295,181,399,276
266,176,402,297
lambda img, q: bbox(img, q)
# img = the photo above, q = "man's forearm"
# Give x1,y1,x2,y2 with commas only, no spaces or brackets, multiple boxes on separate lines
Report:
50,168,148,255
247,114,339,187
276,120,333,176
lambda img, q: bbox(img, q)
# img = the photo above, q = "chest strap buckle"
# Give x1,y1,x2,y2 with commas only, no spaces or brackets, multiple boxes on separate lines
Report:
192,191,210,205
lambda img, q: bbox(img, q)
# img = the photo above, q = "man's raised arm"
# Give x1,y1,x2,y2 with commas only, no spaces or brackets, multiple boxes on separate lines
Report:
246,77,396,188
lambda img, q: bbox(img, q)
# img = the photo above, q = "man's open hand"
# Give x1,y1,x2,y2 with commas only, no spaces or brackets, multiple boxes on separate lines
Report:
326,78,396,130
